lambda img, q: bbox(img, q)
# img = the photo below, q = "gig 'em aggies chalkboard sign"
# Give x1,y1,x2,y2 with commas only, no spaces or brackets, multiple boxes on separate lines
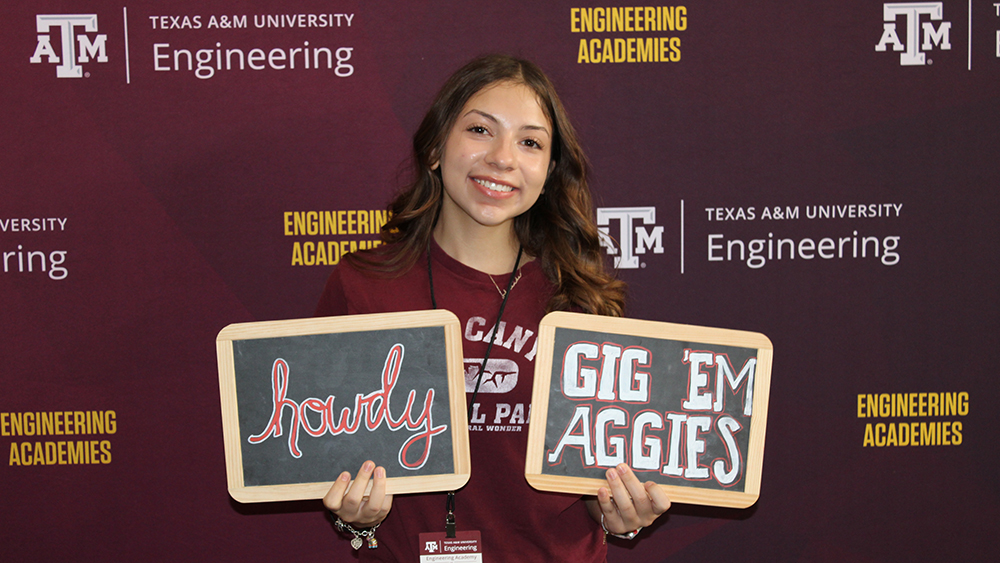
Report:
525,312,772,509
216,311,470,503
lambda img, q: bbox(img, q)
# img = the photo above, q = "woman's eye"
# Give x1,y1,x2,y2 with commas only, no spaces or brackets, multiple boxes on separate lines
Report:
468,125,489,135
522,138,544,150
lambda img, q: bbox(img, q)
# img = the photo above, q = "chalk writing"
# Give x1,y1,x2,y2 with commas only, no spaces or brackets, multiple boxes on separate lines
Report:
547,341,755,487
248,343,447,470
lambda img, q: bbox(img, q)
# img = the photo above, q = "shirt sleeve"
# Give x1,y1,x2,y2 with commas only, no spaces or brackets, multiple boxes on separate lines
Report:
313,268,349,317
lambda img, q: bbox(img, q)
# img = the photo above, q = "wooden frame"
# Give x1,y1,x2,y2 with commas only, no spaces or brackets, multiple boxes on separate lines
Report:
217,310,470,503
525,312,772,509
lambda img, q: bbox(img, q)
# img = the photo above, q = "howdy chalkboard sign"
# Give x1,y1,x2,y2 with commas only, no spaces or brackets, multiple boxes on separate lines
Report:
525,312,772,508
216,311,470,503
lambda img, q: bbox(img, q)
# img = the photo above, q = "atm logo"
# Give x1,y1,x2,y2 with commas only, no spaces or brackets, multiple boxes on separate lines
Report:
597,207,665,269
30,14,108,78
875,3,951,66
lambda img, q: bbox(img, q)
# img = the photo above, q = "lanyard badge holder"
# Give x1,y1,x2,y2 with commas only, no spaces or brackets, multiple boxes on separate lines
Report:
417,245,523,561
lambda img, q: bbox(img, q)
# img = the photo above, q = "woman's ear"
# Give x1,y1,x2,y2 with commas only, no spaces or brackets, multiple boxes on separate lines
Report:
430,160,440,171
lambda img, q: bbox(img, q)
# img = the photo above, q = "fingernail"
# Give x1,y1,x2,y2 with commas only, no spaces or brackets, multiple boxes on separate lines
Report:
617,463,628,476
607,468,617,481
340,472,351,481
375,467,385,478
364,461,374,471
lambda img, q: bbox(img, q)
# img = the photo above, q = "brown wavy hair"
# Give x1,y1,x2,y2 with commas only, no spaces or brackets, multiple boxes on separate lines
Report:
348,54,626,316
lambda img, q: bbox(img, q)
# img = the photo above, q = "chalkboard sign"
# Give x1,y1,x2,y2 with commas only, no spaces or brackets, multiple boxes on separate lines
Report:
525,312,772,509
216,311,470,503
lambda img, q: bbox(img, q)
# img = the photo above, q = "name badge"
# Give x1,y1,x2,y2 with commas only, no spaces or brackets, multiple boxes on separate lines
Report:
418,530,483,562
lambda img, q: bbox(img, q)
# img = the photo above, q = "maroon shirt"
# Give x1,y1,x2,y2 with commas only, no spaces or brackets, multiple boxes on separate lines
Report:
315,240,606,562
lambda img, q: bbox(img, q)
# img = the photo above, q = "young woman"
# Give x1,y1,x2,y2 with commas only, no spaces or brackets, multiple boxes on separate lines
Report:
316,54,670,562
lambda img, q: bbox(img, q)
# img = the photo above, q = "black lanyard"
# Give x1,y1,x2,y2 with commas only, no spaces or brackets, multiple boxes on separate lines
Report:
427,243,523,537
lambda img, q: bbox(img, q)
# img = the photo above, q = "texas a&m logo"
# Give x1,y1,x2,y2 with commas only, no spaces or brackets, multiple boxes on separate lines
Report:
875,3,951,66
597,207,664,269
30,14,108,78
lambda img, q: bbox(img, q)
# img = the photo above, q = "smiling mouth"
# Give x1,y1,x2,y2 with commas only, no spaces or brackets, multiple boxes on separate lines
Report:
474,178,515,193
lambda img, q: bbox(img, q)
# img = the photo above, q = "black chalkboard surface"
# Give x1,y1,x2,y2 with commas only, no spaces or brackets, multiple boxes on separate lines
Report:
525,312,772,508
216,311,469,503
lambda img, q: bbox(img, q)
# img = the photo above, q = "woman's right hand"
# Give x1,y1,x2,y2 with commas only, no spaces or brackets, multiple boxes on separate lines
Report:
323,460,393,527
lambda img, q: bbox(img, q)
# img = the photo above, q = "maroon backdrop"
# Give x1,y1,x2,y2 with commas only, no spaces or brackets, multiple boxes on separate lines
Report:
2,1,998,561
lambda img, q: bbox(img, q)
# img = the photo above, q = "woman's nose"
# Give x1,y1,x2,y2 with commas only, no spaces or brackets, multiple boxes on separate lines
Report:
485,138,515,170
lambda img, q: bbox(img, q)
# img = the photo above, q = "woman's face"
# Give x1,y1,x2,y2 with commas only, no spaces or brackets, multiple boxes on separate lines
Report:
433,81,553,234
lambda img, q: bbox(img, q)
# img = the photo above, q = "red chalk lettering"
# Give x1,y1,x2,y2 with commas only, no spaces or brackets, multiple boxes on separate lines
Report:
248,344,447,470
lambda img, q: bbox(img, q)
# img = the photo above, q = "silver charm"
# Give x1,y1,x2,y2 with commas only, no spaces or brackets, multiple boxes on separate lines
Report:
333,514,380,550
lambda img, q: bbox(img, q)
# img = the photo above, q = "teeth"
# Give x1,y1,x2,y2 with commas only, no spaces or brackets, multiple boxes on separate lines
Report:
475,178,513,192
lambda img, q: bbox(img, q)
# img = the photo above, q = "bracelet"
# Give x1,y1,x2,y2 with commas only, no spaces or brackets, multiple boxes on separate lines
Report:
601,513,642,540
332,514,381,550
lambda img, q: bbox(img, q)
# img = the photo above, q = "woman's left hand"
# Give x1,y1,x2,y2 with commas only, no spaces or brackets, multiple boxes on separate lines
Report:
586,463,671,535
